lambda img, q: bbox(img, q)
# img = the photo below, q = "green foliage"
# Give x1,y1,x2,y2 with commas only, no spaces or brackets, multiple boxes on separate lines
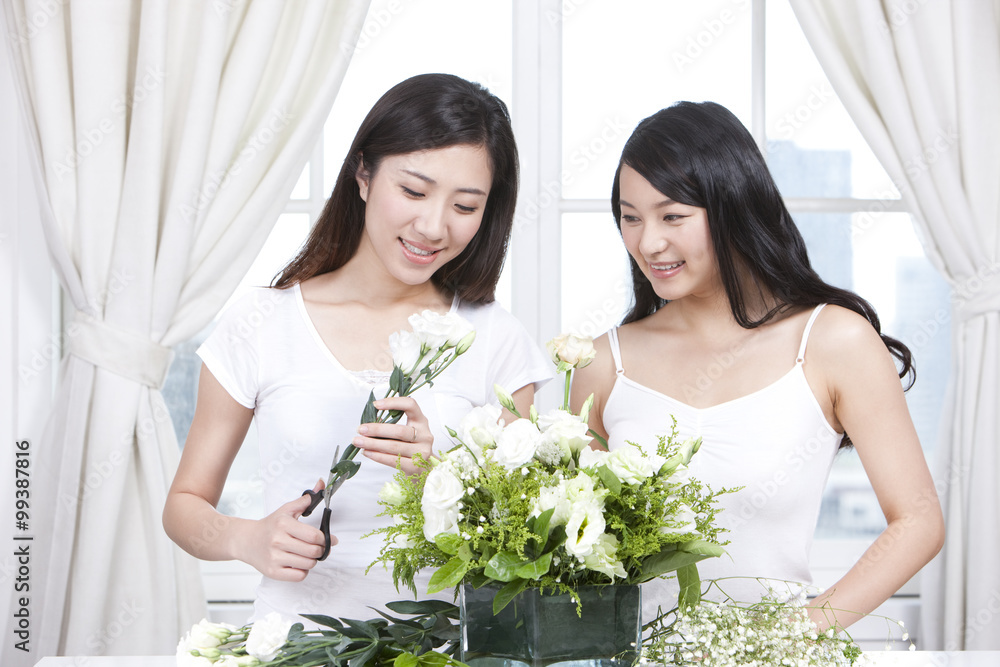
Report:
370,418,731,615
260,601,464,667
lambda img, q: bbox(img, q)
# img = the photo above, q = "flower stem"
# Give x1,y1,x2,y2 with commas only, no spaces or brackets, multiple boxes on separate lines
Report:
562,369,572,412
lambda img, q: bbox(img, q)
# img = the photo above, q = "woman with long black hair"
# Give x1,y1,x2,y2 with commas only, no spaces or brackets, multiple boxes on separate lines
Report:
572,101,943,630
164,74,551,622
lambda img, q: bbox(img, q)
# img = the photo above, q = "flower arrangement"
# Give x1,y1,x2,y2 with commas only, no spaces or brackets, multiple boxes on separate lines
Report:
371,334,730,613
303,310,477,559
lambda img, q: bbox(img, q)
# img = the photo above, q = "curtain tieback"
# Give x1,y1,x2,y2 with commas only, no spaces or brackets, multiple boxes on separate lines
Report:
67,312,175,389
953,271,1000,322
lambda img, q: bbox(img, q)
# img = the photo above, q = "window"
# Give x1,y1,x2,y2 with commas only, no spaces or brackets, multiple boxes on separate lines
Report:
164,2,949,632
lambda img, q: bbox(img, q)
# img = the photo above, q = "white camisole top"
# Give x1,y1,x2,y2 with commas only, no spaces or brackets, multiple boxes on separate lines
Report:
602,304,843,612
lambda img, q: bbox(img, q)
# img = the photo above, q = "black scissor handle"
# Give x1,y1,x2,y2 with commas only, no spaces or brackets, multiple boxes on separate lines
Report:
301,488,323,517
300,488,332,561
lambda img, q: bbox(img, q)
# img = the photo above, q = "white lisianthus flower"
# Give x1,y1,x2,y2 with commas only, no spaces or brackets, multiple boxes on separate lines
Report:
533,473,606,527
457,404,504,460
607,444,666,486
378,481,406,507
577,447,610,469
494,419,543,469
661,500,699,536
583,533,628,579
532,483,573,525
185,619,239,650
388,329,423,375
546,333,597,369
537,408,591,461
422,505,460,542
421,464,465,540
564,502,606,558
409,310,475,350
246,612,294,662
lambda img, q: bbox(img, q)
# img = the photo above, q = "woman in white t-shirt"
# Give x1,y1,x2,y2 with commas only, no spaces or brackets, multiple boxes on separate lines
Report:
163,74,552,621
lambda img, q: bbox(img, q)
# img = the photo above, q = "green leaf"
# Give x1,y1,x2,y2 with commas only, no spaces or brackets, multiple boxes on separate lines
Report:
342,618,380,641
676,563,702,610
395,652,420,667
484,551,523,582
639,548,714,581
361,391,378,424
385,599,459,616
543,525,567,553
427,557,469,593
493,578,528,614
349,642,379,667
299,614,345,630
457,543,474,562
331,459,362,480
514,552,552,580
531,508,555,544
434,533,464,557
677,539,725,557
390,366,403,393
597,465,622,495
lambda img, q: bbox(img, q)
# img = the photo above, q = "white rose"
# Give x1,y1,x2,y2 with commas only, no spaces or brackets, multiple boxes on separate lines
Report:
533,483,573,525
546,333,596,368
607,444,666,486
564,502,606,558
421,465,465,541
537,409,591,460
378,481,406,507
245,612,293,661
583,533,628,579
389,329,423,375
493,419,543,469
457,404,504,458
577,447,610,470
409,310,475,350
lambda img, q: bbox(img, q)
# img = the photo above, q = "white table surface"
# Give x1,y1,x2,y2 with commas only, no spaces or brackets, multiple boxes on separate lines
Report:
32,652,1000,666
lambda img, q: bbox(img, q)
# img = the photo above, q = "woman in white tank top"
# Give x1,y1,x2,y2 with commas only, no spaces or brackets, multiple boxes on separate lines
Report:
571,102,943,631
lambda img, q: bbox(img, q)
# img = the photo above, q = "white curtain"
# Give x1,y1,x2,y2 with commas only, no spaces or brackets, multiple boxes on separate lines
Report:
1,0,369,662
789,0,1000,651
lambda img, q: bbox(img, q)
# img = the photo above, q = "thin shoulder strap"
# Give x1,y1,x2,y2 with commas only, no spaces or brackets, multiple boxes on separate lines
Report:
607,327,625,376
796,304,827,364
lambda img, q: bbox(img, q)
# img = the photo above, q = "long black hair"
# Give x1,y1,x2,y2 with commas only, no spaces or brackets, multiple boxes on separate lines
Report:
611,101,914,388
274,73,519,303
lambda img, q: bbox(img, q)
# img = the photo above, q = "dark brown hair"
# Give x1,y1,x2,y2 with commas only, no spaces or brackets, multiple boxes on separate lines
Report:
273,73,519,303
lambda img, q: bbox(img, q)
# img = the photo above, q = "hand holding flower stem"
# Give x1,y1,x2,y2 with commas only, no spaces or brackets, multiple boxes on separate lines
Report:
302,311,476,561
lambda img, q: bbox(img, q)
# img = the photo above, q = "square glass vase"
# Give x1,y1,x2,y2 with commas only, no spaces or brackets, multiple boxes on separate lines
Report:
459,583,641,667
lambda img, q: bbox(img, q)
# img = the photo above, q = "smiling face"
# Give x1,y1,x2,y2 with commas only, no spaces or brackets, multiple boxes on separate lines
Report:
355,144,493,287
617,164,721,302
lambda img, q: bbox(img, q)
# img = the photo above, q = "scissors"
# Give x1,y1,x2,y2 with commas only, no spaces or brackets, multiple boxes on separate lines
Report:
300,446,351,561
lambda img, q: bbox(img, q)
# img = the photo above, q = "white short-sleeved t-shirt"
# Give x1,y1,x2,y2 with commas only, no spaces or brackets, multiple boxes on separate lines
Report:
197,284,552,622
